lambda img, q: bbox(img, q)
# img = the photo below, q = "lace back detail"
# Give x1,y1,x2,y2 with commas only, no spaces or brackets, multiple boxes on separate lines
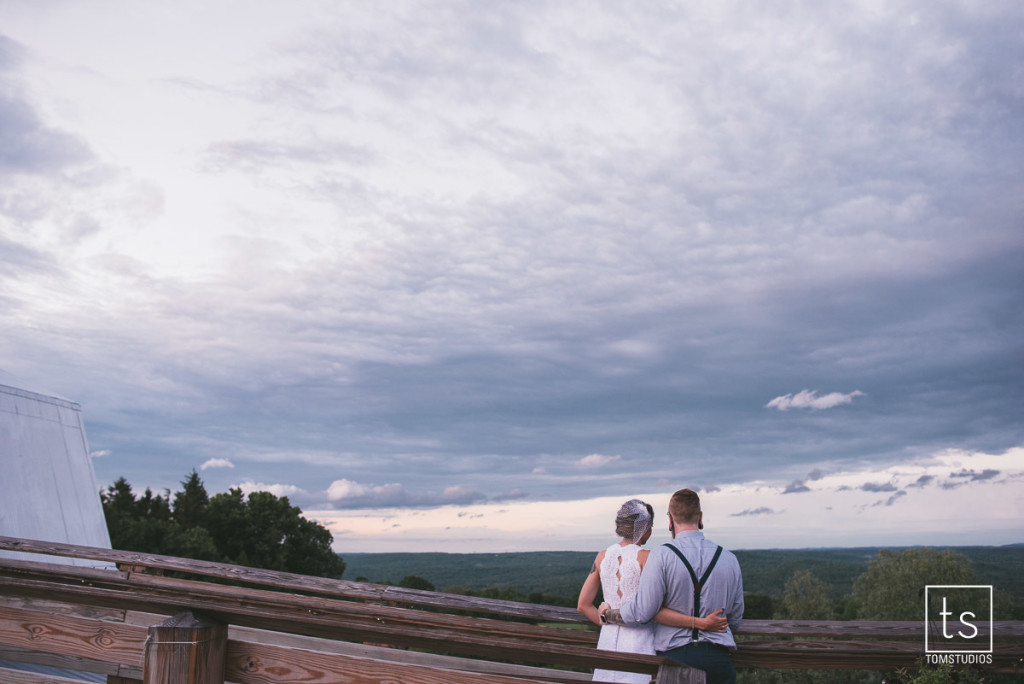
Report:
599,544,643,609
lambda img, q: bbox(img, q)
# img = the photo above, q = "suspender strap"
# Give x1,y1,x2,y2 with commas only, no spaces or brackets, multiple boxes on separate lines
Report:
663,544,723,640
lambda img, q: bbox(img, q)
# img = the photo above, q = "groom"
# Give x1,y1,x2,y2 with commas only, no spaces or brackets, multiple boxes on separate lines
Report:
600,488,744,684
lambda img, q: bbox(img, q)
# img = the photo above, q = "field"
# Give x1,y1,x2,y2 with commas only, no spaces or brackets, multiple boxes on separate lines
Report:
342,545,1024,611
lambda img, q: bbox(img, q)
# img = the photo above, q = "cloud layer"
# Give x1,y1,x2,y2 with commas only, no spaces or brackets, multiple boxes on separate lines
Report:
1,2,1021,549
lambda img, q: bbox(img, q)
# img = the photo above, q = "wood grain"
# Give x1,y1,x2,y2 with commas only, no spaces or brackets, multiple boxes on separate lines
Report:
2,536,1023,677
0,603,146,666
226,639,584,684
0,536,580,624
0,665,95,684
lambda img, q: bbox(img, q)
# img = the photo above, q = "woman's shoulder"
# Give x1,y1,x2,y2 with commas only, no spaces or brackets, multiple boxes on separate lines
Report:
638,548,651,568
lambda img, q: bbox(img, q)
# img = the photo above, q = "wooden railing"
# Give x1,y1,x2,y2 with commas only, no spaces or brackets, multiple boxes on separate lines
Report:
0,536,1021,683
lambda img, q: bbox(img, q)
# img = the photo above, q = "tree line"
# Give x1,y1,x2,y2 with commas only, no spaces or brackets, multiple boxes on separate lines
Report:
100,470,345,578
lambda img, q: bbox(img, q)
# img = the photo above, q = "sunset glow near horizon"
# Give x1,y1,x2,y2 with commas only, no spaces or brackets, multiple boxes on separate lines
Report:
2,2,1021,553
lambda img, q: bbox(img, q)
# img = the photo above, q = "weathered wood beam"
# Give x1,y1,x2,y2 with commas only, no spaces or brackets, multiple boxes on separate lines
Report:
0,558,599,647
228,625,593,682
0,644,143,680
143,611,226,684
0,604,146,669
225,639,586,684
0,576,661,675
736,618,1023,640
0,665,96,684
0,536,583,623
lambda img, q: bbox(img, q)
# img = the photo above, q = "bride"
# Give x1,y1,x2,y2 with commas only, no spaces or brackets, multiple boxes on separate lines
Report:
577,499,727,683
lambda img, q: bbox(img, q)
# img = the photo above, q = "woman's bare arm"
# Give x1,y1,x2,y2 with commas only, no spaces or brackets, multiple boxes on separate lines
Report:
577,551,605,626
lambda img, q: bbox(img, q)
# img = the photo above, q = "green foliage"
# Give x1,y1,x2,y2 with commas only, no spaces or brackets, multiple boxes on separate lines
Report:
890,660,986,684
852,548,973,620
101,471,345,579
344,547,1024,617
781,569,834,619
345,551,595,598
743,593,775,619
399,575,435,591
737,669,879,684
172,470,209,529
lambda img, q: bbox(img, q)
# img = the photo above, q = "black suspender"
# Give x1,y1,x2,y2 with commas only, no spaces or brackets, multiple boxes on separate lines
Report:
663,543,723,641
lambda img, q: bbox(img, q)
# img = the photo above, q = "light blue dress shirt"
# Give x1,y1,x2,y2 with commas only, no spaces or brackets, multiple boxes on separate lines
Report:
619,530,744,652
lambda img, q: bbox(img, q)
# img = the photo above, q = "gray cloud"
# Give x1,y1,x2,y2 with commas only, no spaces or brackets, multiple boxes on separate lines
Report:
2,3,1022,519
731,507,777,517
861,482,899,493
872,490,908,507
907,475,935,488
950,469,1000,482
0,90,92,175
783,481,811,494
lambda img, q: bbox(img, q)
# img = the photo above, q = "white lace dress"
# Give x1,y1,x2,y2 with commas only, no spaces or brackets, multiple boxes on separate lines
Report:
593,543,656,683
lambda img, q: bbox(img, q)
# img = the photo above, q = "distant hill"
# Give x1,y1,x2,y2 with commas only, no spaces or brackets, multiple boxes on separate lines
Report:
342,545,1024,608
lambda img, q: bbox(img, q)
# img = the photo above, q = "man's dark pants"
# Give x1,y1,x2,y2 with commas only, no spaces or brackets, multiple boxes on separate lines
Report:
659,642,736,684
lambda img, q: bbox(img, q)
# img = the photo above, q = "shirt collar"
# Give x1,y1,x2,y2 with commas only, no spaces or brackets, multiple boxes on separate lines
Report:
675,529,705,539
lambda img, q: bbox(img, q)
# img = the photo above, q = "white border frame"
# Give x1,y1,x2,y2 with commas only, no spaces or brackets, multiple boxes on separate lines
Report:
924,584,993,654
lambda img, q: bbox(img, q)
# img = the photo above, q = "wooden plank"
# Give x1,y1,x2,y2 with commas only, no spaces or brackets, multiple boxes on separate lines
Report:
736,618,1024,639
0,665,93,684
0,603,147,668
0,560,599,649
0,537,582,624
0,575,661,675
225,639,575,684
0,595,128,623
0,644,142,679
229,625,594,682
2,547,1023,675
733,639,1024,671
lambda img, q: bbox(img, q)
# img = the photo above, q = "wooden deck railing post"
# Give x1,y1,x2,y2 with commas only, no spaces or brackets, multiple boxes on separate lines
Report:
656,661,706,684
143,611,226,684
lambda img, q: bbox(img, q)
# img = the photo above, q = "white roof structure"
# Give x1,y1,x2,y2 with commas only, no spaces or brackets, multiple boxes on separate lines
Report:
0,372,112,566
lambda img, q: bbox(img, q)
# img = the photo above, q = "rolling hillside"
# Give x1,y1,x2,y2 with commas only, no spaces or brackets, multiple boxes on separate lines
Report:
343,545,1024,609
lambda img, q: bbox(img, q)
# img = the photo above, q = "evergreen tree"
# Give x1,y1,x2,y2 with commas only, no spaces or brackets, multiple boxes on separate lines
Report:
172,470,209,529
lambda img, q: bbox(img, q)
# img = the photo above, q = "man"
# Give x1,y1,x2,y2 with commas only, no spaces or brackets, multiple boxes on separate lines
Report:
599,488,744,684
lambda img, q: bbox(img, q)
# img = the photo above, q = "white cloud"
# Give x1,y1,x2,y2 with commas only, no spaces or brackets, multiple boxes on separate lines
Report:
765,390,865,411
200,458,234,470
89,449,110,458
326,478,373,500
577,453,620,468
233,480,306,499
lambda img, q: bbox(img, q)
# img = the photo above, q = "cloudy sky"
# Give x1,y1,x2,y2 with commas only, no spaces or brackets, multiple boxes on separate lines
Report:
2,1,1022,554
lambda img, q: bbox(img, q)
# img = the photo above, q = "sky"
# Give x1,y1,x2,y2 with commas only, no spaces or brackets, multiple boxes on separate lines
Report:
1,1,1022,554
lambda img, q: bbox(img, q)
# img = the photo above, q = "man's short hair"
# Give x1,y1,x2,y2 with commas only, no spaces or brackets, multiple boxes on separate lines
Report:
669,488,701,524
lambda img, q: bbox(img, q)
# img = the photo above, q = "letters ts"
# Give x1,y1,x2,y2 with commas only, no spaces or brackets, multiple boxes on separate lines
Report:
939,596,978,639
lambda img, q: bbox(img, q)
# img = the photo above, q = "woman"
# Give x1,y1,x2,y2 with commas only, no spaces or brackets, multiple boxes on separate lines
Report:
577,499,727,683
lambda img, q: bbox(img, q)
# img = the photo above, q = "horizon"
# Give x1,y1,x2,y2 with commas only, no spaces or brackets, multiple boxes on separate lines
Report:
2,2,1022,554
341,542,1024,555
